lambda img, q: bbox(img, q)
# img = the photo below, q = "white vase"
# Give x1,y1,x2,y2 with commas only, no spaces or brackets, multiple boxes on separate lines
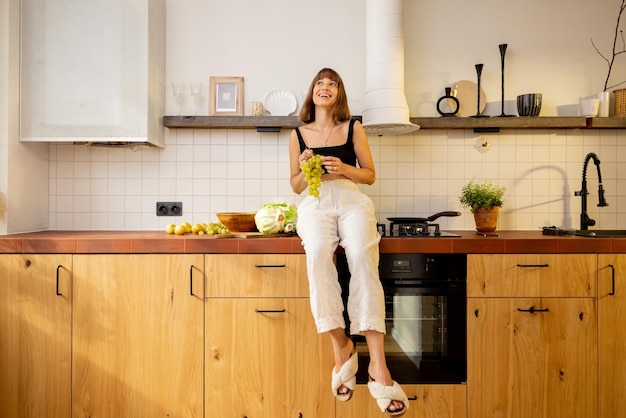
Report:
598,91,610,117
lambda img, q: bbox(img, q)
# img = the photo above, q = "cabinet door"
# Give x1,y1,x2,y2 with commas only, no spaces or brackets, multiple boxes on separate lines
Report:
598,255,626,418
0,254,72,418
73,254,203,417
467,297,597,418
468,254,597,297
335,384,466,418
206,297,334,418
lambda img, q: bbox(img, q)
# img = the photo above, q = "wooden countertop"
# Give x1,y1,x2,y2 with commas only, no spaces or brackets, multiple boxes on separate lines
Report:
2,230,626,254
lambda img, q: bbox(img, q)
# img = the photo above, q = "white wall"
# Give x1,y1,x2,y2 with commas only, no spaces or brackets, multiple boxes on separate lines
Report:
34,0,626,231
406,0,621,116
0,0,9,234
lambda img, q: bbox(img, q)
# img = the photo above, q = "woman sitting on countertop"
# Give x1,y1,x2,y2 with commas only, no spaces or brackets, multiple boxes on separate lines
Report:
289,67,408,416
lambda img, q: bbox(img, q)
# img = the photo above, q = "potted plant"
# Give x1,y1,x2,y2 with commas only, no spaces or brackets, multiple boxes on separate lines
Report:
459,179,506,233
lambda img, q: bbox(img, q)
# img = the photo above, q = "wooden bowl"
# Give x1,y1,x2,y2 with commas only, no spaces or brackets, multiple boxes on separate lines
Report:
216,212,258,232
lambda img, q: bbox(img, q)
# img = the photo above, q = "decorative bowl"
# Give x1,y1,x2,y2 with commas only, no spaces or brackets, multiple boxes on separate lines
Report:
517,93,542,117
216,212,258,232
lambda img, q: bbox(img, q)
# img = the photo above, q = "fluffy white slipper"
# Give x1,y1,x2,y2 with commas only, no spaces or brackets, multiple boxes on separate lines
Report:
331,349,358,401
367,378,409,416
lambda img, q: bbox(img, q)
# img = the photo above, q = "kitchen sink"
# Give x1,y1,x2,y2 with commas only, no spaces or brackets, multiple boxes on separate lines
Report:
574,230,626,238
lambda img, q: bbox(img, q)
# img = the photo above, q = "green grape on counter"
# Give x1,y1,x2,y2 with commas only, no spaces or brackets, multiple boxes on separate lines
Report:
165,221,230,235
300,154,324,197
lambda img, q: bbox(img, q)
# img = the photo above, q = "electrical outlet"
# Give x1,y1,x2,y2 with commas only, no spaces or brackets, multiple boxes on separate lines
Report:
156,201,183,216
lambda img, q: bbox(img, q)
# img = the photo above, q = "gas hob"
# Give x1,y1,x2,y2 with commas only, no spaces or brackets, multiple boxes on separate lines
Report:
380,212,463,237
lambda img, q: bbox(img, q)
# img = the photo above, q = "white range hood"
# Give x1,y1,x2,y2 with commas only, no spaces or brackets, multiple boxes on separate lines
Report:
361,0,419,135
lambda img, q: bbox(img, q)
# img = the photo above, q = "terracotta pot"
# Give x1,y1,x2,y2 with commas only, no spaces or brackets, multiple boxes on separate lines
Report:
473,207,500,233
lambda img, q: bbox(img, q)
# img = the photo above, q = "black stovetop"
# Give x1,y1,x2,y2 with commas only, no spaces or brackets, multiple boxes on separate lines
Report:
383,222,461,238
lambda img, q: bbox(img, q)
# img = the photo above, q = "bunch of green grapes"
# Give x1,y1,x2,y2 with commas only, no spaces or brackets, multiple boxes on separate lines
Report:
204,221,230,235
300,154,324,197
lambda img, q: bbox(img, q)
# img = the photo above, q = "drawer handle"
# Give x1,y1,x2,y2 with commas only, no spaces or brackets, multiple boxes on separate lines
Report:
518,307,549,313
608,264,615,296
255,309,286,313
56,265,63,296
516,263,550,268
190,265,194,296
254,264,286,268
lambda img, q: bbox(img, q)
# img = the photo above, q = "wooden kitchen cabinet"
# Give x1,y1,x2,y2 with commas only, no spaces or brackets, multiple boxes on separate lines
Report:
467,254,597,418
598,255,626,418
467,253,597,297
0,254,72,418
72,254,204,417
205,254,334,418
335,384,467,418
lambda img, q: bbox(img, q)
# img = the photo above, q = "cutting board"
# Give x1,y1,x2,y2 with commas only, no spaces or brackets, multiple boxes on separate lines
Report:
207,232,296,239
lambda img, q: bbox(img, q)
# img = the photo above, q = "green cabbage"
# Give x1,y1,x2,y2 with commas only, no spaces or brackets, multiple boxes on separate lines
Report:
254,203,298,234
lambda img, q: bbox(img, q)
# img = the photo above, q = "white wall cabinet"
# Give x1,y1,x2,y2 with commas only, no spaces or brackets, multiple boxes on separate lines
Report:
19,0,165,146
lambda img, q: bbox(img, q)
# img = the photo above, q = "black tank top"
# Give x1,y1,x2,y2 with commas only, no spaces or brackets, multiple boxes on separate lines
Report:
296,119,358,167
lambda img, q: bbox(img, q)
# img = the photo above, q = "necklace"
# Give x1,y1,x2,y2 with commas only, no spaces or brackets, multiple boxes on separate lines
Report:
314,121,335,146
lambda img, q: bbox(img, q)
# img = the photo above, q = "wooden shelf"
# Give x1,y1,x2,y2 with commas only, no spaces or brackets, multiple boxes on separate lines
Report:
163,115,626,131
410,116,587,130
586,117,626,128
163,115,302,130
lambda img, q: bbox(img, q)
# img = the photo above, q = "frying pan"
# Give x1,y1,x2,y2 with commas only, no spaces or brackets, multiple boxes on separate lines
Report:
387,211,461,224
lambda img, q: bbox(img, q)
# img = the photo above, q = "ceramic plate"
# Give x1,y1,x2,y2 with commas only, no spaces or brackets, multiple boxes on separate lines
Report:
264,89,297,116
448,80,487,117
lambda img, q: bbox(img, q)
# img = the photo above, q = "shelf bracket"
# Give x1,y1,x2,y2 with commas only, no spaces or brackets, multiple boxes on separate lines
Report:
256,127,282,133
474,127,500,133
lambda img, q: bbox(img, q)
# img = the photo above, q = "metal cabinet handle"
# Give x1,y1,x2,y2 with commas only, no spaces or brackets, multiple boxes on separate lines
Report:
517,307,549,313
254,264,286,268
56,265,63,296
255,309,286,313
608,264,615,296
516,264,550,268
190,265,194,296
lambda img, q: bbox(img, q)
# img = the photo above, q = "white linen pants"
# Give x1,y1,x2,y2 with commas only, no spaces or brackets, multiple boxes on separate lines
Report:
296,179,385,335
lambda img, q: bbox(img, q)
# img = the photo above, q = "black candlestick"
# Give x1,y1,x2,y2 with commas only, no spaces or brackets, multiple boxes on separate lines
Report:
499,44,514,117
473,63,489,118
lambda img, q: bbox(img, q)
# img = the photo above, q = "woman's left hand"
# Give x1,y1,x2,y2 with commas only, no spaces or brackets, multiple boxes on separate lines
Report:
323,156,342,174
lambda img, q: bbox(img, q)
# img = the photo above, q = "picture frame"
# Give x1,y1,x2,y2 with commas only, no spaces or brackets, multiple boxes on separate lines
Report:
209,76,244,116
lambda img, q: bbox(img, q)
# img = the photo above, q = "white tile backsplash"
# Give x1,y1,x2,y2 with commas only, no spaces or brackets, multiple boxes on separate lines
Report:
47,127,626,231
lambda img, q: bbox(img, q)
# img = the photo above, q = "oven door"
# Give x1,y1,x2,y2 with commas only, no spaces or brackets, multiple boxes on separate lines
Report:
353,280,467,385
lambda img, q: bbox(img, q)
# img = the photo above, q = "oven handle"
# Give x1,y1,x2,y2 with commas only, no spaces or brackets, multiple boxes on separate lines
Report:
383,284,466,296
383,279,465,287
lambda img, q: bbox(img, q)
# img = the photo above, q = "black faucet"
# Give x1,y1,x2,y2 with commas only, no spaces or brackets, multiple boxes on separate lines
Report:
574,152,608,230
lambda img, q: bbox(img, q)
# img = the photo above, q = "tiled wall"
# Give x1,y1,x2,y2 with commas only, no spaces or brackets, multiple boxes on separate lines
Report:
48,127,626,232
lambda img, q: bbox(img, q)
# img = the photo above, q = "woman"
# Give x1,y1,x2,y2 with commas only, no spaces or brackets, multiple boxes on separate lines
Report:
289,68,408,416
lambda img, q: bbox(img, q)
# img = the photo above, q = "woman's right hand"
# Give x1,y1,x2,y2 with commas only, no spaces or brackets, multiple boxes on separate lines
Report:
299,148,314,165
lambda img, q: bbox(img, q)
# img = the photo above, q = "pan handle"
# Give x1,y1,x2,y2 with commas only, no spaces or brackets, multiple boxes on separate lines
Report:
426,211,462,222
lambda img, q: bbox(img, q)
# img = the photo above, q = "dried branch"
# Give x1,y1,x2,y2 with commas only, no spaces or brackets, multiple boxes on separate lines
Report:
592,0,626,91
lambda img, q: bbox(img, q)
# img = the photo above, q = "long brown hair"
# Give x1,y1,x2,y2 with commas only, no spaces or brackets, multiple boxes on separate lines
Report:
299,68,351,123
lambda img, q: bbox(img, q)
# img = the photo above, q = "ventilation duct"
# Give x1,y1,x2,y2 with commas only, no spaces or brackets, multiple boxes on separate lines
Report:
362,0,419,135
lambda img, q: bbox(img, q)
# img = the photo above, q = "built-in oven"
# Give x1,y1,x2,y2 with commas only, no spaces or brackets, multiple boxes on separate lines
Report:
336,252,467,384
